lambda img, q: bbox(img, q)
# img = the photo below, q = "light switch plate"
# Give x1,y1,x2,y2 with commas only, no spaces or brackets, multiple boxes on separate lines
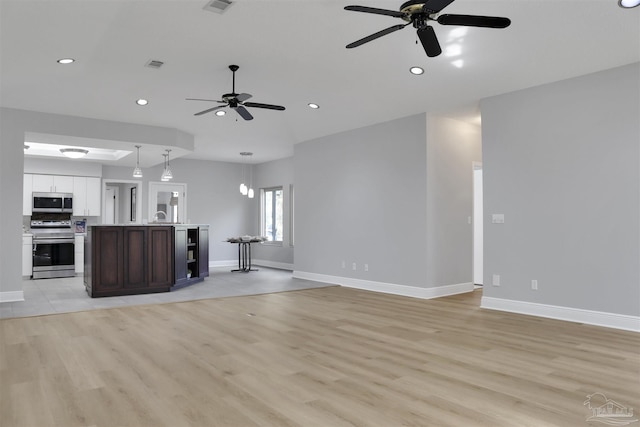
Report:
492,214,505,224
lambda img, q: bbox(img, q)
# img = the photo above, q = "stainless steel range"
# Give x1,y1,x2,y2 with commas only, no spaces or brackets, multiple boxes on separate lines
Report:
31,213,75,279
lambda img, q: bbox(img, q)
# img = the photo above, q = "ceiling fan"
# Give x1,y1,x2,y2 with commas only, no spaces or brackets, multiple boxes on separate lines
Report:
345,0,511,57
187,65,285,120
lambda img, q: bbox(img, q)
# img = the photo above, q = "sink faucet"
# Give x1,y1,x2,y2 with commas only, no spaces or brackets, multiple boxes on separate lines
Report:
153,211,167,222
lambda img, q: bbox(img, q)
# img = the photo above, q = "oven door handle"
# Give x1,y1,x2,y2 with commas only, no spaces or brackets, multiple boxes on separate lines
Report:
32,238,75,244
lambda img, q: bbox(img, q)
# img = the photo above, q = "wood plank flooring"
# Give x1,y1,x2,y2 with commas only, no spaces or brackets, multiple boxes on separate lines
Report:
1,287,639,427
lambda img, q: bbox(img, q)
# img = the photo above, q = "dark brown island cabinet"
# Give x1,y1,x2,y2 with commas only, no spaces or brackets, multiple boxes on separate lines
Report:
85,225,209,297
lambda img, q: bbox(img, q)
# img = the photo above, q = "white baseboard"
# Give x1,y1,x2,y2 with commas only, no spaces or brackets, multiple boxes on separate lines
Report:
0,291,25,303
209,260,294,271
252,259,294,271
481,296,640,332
209,260,237,268
292,271,473,300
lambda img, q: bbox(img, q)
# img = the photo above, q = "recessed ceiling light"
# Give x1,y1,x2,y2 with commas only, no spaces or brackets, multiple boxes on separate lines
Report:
410,67,424,75
215,110,226,116
136,99,148,106
308,103,320,109
619,0,640,7
60,148,89,159
57,58,75,64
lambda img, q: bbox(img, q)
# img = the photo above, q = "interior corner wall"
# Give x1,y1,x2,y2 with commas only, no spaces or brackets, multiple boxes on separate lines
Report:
426,115,481,287
250,157,295,267
480,63,640,317
293,113,429,288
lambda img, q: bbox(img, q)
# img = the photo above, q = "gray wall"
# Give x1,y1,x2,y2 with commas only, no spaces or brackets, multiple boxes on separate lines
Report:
426,116,481,286
103,159,252,264
293,113,481,289
481,63,640,316
294,114,430,287
250,157,295,266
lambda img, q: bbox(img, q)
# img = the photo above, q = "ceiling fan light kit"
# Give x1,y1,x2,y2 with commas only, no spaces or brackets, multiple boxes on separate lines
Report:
345,0,511,58
187,65,286,120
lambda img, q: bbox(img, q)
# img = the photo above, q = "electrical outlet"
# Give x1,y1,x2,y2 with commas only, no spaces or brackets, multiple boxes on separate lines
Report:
492,274,501,287
352,262,356,271
364,264,369,272
531,280,538,290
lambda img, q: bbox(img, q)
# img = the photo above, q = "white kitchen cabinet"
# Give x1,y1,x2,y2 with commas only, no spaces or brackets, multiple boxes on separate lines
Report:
22,235,32,277
32,174,74,193
73,176,101,216
75,235,84,273
23,174,33,215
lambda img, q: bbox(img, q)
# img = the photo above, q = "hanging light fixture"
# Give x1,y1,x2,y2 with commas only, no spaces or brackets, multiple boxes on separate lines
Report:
161,153,169,181
133,145,143,178
239,152,252,195
247,154,255,198
161,149,173,181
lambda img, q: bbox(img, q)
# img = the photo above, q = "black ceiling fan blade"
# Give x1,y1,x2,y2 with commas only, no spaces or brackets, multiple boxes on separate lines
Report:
186,98,226,103
421,0,455,14
194,105,226,116
233,106,254,121
417,26,442,57
244,102,286,111
437,14,511,28
344,5,404,18
346,24,408,49
236,93,252,102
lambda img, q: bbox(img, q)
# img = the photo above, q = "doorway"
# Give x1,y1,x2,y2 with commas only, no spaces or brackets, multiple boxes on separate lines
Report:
473,163,483,285
102,180,142,224
104,185,120,224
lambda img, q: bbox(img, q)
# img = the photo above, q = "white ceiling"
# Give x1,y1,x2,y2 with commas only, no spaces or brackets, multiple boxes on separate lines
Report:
2,0,639,167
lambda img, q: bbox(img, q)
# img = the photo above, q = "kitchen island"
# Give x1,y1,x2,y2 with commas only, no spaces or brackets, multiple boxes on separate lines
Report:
84,224,209,297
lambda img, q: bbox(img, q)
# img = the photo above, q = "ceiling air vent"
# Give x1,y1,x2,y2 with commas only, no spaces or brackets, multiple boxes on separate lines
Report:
203,0,233,14
145,60,164,69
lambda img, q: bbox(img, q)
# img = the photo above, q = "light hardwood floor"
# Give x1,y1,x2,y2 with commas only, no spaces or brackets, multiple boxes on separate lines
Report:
1,287,638,427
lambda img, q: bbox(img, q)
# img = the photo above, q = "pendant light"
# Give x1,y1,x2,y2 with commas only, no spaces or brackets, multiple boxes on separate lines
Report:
161,154,170,181
239,152,252,195
161,149,173,181
133,145,143,178
247,155,254,198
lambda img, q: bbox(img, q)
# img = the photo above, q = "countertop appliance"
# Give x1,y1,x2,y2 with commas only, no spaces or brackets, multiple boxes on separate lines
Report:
31,213,75,279
32,192,73,213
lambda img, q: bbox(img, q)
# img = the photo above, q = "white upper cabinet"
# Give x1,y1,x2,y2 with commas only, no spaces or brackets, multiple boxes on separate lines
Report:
23,174,33,215
73,176,101,216
32,174,74,193
24,174,101,217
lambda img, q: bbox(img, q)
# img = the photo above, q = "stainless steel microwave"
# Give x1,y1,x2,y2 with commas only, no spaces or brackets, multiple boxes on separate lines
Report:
32,192,73,213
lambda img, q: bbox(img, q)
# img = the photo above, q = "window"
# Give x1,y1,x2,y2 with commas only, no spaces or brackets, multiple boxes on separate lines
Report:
261,187,283,242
